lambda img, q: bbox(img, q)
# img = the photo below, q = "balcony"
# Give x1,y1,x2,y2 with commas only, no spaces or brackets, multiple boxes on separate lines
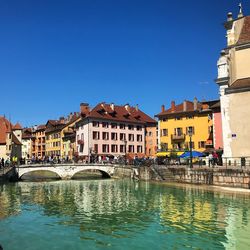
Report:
171,134,186,141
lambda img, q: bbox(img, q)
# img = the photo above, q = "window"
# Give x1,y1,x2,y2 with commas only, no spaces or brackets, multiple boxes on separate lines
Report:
128,125,134,130
111,144,118,153
186,126,195,135
175,117,182,120
128,134,134,141
162,129,168,136
137,145,143,153
111,123,117,129
162,118,168,122
93,131,100,140
174,127,183,136
92,121,99,127
120,123,126,129
102,144,109,153
80,144,84,152
148,131,152,136
137,134,142,142
120,145,125,153
128,145,134,153
186,116,194,119
120,133,126,141
136,125,142,131
102,122,109,128
102,132,109,140
198,141,205,148
94,144,98,153
111,132,117,140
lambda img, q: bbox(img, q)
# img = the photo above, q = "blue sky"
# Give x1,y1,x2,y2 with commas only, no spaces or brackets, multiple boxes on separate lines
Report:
0,0,249,126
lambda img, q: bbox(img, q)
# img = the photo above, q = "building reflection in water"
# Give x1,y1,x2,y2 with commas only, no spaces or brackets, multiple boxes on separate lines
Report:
1,180,250,248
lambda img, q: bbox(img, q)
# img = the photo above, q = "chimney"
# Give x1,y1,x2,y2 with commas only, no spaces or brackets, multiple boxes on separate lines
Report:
171,101,175,113
125,103,130,113
110,103,115,111
193,97,198,110
80,103,90,116
161,105,165,112
183,100,187,112
59,117,65,123
135,104,139,111
227,12,233,21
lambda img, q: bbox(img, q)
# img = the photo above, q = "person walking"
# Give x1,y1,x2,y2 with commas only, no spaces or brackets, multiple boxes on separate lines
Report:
208,153,213,167
212,151,219,166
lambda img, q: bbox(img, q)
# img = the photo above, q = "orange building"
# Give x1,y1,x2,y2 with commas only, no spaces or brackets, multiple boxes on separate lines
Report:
32,125,46,159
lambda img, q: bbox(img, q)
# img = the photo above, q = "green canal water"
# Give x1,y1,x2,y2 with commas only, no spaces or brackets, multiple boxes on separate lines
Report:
1,179,250,250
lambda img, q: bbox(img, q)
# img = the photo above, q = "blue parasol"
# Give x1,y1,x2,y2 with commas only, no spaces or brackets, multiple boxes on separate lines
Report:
179,151,204,158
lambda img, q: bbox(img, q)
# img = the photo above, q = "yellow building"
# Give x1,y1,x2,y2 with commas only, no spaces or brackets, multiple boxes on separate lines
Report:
45,120,65,157
155,98,213,153
61,116,81,160
45,115,81,159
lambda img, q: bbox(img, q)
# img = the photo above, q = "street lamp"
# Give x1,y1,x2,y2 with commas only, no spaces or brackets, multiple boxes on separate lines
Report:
188,128,193,168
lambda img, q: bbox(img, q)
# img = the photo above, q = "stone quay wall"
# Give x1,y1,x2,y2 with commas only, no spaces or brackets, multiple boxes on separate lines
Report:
137,166,250,189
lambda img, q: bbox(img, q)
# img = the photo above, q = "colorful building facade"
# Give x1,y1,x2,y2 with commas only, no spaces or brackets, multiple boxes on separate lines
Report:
0,116,22,161
216,9,250,159
76,103,157,160
155,99,213,153
32,125,46,159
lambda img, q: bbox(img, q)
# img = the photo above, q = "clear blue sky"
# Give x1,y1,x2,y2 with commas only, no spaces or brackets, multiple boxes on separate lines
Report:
0,0,249,127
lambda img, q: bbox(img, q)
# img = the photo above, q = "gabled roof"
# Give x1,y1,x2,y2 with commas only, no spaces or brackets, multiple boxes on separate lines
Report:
45,120,65,133
22,128,33,139
12,122,22,130
0,116,12,144
236,16,250,45
85,103,156,124
36,124,46,131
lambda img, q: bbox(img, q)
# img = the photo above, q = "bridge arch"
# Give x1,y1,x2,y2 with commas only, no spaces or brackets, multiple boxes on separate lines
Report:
19,169,61,180
17,164,115,180
71,168,111,179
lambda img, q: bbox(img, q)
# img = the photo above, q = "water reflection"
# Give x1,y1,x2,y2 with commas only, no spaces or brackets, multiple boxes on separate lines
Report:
1,180,250,249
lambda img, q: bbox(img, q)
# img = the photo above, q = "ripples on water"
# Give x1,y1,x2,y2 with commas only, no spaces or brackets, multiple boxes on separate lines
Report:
1,180,250,250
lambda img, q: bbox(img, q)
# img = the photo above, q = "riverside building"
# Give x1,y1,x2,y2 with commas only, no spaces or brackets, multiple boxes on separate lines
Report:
75,103,157,160
215,6,250,160
155,99,214,154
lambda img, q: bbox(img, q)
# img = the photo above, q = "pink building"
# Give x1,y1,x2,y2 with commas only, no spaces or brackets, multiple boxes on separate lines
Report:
75,103,156,160
211,102,223,150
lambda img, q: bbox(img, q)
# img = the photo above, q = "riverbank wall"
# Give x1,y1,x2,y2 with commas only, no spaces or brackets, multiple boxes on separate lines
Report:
136,166,250,189
0,167,18,183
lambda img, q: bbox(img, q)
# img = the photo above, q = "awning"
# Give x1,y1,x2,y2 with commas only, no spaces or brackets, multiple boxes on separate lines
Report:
156,151,185,157
156,152,170,157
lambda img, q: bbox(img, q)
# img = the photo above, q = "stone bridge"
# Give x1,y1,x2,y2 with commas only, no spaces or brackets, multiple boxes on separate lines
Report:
17,164,116,180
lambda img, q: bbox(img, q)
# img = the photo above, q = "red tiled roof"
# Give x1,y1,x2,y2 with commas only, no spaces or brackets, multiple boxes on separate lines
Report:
13,122,22,130
86,103,156,124
156,100,202,117
37,124,46,131
237,16,250,45
22,128,33,139
0,116,12,144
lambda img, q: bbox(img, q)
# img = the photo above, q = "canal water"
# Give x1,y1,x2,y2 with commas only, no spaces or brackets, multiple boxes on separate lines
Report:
0,179,250,250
